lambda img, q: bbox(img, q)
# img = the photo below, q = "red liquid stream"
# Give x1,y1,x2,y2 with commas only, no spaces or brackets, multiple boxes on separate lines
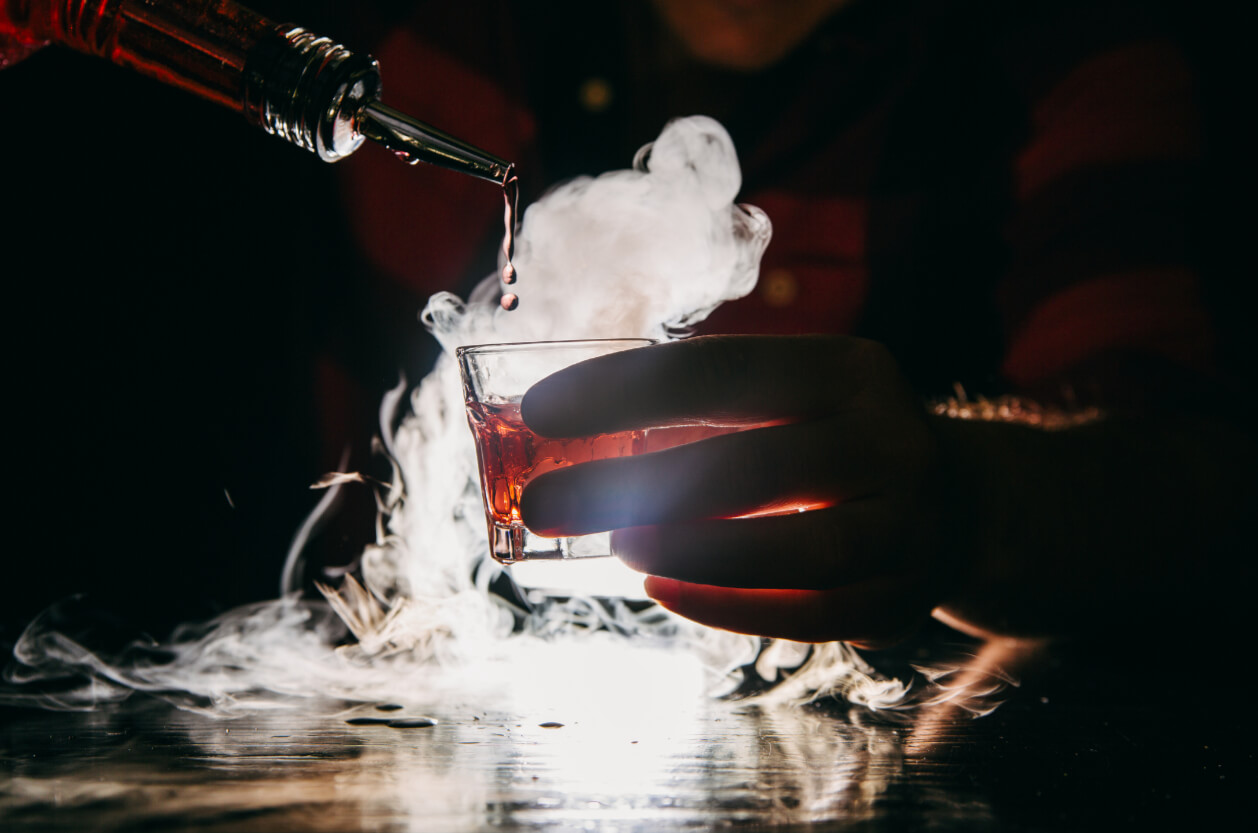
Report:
499,165,519,310
466,400,645,529
382,156,518,309
384,156,518,311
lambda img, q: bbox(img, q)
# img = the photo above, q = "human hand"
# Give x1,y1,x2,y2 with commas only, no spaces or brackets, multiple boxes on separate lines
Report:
518,335,947,647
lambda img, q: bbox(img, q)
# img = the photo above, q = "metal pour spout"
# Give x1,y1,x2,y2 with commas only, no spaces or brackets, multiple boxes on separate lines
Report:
358,101,511,185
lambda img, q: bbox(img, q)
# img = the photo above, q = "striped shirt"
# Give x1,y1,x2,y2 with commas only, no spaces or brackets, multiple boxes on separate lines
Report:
338,0,1221,411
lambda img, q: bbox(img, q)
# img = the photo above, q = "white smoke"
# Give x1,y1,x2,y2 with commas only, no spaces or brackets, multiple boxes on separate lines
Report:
1,116,913,714
430,114,769,347
320,114,781,686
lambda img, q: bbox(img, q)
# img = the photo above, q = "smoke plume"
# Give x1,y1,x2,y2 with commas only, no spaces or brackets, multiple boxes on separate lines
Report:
2,116,910,714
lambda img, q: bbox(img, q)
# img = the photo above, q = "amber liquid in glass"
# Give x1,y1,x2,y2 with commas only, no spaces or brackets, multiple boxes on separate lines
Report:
465,400,646,562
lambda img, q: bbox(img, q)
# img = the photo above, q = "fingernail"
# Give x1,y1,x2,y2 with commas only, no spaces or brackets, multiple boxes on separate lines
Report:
518,387,546,431
610,526,659,571
520,380,566,436
644,575,681,608
519,479,564,535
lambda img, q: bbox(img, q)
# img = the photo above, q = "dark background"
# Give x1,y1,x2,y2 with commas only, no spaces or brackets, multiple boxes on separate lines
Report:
2,1,365,637
0,0,1247,642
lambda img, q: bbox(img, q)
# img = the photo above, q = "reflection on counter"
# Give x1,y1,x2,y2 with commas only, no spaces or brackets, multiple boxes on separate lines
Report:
1,632,1249,831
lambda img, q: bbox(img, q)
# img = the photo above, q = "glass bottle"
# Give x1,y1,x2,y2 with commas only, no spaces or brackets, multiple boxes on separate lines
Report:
0,0,510,182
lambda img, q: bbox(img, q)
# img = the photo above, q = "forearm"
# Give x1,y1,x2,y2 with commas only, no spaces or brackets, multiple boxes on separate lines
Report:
929,410,1256,639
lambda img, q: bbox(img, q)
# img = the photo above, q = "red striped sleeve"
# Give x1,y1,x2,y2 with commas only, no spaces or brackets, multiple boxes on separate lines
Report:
999,35,1214,398
1014,40,1200,200
1002,268,1214,387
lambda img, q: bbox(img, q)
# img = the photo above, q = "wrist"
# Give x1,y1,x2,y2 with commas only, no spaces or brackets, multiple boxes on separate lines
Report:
925,410,1095,638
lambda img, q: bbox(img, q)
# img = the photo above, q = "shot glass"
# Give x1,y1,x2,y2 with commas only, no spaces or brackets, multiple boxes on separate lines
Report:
457,338,657,564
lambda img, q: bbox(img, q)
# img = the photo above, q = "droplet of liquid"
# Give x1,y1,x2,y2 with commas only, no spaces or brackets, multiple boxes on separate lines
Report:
393,150,420,166
500,165,520,308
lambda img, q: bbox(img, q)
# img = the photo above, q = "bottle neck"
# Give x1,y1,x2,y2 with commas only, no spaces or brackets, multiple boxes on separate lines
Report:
3,1,378,160
243,25,380,162
8,0,273,111
3,0,511,175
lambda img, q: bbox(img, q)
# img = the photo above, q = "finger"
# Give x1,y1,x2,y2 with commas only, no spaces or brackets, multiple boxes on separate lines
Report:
611,500,905,589
643,574,932,645
521,334,895,437
521,405,927,536
521,419,878,535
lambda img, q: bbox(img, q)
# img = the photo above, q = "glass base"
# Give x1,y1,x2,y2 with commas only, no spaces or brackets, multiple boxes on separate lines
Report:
489,522,612,565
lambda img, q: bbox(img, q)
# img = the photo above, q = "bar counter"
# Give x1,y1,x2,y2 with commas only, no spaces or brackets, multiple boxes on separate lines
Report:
1,627,1247,832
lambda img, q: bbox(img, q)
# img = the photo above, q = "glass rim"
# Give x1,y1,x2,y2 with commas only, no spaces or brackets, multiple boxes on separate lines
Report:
455,338,657,358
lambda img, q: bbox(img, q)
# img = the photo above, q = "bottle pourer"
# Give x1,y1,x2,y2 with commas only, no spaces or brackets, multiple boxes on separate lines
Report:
357,101,512,185
246,26,511,184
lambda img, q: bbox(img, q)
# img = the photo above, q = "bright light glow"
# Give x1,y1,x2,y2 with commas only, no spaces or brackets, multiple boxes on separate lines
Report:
508,557,649,600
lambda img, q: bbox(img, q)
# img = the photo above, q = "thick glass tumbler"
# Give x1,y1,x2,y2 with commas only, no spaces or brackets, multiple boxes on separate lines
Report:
458,339,656,564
